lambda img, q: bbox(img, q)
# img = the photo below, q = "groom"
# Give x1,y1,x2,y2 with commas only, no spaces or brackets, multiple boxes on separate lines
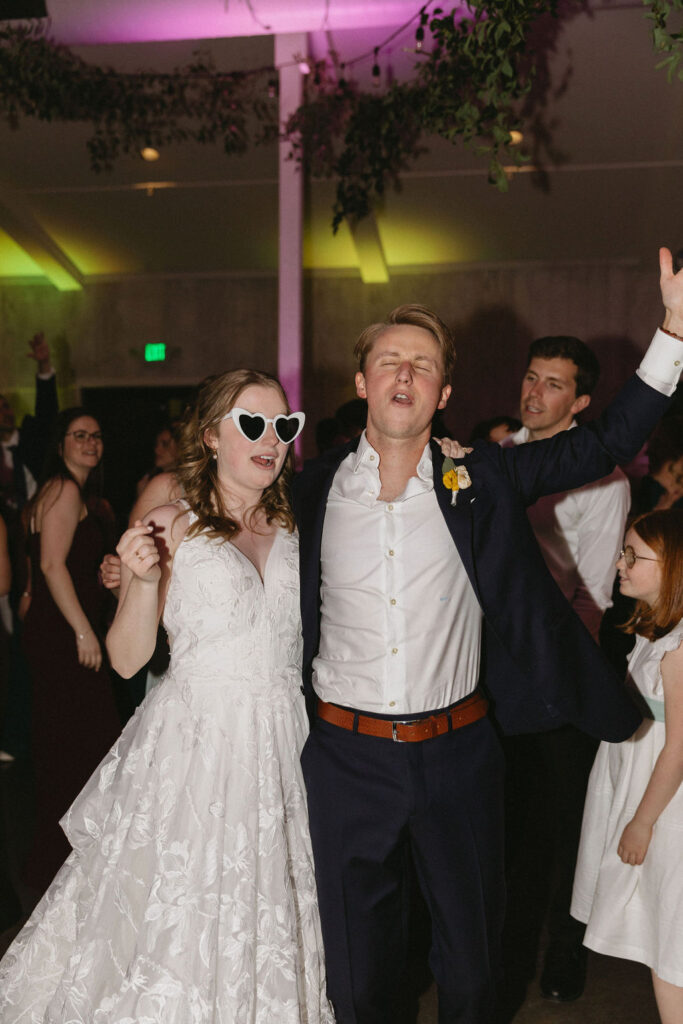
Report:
292,248,683,1024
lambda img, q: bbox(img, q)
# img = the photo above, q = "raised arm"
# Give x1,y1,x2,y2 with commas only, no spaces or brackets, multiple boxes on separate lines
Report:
106,504,187,678
21,332,58,480
39,480,102,671
493,248,683,506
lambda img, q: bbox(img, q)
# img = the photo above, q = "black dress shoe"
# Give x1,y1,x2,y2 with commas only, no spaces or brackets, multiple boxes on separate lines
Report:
539,944,587,1002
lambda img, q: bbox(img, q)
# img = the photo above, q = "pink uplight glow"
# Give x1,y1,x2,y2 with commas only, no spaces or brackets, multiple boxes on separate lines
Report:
46,0,452,46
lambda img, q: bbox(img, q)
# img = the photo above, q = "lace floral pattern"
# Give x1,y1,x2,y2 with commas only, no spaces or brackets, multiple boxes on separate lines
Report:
0,524,334,1023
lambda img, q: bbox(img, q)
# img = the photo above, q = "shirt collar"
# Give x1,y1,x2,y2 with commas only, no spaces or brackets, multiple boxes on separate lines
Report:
348,430,434,498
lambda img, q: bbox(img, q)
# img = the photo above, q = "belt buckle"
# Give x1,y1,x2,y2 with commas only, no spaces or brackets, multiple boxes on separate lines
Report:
392,717,417,742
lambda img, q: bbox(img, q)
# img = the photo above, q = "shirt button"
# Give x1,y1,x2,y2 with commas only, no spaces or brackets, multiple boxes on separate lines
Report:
369,454,375,461
675,360,681,367
389,701,396,707
389,549,394,556
390,598,397,606
391,647,398,654
387,504,394,511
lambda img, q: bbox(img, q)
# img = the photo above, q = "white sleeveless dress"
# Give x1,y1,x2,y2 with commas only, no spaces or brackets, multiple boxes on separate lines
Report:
571,619,683,986
0,517,334,1023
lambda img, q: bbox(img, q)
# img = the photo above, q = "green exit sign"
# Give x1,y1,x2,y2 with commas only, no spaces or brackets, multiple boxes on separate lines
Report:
144,343,166,362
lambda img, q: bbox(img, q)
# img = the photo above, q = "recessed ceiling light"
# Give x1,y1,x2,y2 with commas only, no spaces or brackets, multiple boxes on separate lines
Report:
141,146,160,162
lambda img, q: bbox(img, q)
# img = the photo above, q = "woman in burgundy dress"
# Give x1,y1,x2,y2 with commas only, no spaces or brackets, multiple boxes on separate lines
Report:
22,407,120,893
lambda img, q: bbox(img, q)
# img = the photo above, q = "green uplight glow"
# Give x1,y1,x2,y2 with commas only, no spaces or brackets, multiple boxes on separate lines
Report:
144,343,166,362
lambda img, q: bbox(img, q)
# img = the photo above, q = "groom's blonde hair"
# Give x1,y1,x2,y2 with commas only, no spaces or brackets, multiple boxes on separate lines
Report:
353,304,456,385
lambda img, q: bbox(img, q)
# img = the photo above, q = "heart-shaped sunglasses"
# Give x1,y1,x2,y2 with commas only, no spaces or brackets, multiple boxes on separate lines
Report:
222,408,305,445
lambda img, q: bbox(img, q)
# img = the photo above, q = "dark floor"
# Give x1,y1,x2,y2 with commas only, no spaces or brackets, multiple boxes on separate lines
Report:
416,954,659,1023
0,757,660,1022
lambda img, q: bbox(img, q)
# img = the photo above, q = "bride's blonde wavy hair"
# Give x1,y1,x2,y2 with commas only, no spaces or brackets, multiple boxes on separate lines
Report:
176,369,296,542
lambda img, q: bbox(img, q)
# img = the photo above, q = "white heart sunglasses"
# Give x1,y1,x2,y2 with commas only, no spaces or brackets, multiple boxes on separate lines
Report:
222,408,305,445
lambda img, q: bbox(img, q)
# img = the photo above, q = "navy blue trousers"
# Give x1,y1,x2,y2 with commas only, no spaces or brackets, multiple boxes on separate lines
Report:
301,707,505,1024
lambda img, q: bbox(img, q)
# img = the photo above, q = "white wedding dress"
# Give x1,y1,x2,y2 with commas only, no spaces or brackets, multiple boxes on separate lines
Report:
0,515,334,1023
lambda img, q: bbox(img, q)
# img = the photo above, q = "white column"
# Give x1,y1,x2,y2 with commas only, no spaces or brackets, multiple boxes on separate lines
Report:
275,33,307,437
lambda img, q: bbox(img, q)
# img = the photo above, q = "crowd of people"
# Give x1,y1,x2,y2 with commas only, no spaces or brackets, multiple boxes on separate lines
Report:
0,247,681,1024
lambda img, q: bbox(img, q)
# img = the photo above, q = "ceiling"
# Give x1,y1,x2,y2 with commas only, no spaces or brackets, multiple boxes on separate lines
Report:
0,0,682,291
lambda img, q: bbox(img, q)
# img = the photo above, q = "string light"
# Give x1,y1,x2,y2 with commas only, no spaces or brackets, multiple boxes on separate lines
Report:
341,2,435,70
372,48,381,86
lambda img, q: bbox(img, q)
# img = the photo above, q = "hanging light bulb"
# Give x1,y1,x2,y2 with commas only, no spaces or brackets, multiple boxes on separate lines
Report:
141,146,160,162
372,48,381,87
415,26,424,52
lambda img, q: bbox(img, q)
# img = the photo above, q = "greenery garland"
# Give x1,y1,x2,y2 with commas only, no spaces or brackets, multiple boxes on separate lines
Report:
0,0,681,231
0,21,278,168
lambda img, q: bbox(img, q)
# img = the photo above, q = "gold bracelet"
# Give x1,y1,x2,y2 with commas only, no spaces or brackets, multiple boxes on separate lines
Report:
660,324,683,342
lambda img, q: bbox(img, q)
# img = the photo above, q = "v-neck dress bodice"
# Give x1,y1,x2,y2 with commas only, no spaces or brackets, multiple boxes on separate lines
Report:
161,523,302,697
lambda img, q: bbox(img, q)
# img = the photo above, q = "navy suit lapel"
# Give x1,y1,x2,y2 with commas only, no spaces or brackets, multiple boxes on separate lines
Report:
431,441,480,601
297,438,359,667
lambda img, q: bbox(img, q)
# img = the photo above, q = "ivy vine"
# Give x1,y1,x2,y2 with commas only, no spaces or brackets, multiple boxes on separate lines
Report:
0,0,681,232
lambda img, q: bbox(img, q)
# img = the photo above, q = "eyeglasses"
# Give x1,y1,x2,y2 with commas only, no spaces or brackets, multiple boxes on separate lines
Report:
64,430,103,443
222,408,305,445
619,545,660,569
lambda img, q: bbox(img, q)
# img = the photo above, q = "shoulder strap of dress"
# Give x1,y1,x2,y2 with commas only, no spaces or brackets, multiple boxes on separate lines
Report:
174,497,197,525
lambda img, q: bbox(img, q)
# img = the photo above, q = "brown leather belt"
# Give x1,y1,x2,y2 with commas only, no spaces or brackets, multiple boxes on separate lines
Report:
316,691,488,743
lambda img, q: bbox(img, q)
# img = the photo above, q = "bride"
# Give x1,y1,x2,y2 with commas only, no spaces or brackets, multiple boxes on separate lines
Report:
0,369,334,1024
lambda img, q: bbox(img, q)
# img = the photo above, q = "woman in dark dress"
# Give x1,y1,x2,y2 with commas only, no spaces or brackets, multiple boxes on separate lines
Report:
22,408,120,893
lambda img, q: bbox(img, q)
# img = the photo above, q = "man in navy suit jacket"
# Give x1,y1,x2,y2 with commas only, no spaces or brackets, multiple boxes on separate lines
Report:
292,249,683,1024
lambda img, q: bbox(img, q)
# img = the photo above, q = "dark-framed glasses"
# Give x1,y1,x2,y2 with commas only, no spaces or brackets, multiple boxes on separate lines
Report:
222,408,305,445
65,430,103,443
619,545,660,569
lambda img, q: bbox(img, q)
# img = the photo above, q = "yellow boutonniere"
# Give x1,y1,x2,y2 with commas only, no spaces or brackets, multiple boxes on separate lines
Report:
442,458,472,506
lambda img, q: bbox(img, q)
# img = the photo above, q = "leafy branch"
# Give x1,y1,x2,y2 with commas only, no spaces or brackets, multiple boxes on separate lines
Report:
0,1,681,231
0,21,278,169
645,0,683,82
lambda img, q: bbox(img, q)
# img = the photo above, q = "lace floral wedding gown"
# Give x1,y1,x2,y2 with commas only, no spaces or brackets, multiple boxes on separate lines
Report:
0,517,334,1023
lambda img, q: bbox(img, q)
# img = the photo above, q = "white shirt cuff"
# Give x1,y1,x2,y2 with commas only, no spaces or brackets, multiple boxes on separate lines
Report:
36,368,56,380
636,328,683,396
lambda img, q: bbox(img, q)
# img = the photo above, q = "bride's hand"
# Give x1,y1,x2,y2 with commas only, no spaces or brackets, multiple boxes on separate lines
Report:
117,521,161,583
434,437,473,460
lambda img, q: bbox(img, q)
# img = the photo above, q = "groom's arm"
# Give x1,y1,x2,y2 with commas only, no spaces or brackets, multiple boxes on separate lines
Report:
494,248,683,505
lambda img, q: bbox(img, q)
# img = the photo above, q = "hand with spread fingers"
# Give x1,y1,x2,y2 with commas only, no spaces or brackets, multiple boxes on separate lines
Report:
434,437,473,460
117,520,161,584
